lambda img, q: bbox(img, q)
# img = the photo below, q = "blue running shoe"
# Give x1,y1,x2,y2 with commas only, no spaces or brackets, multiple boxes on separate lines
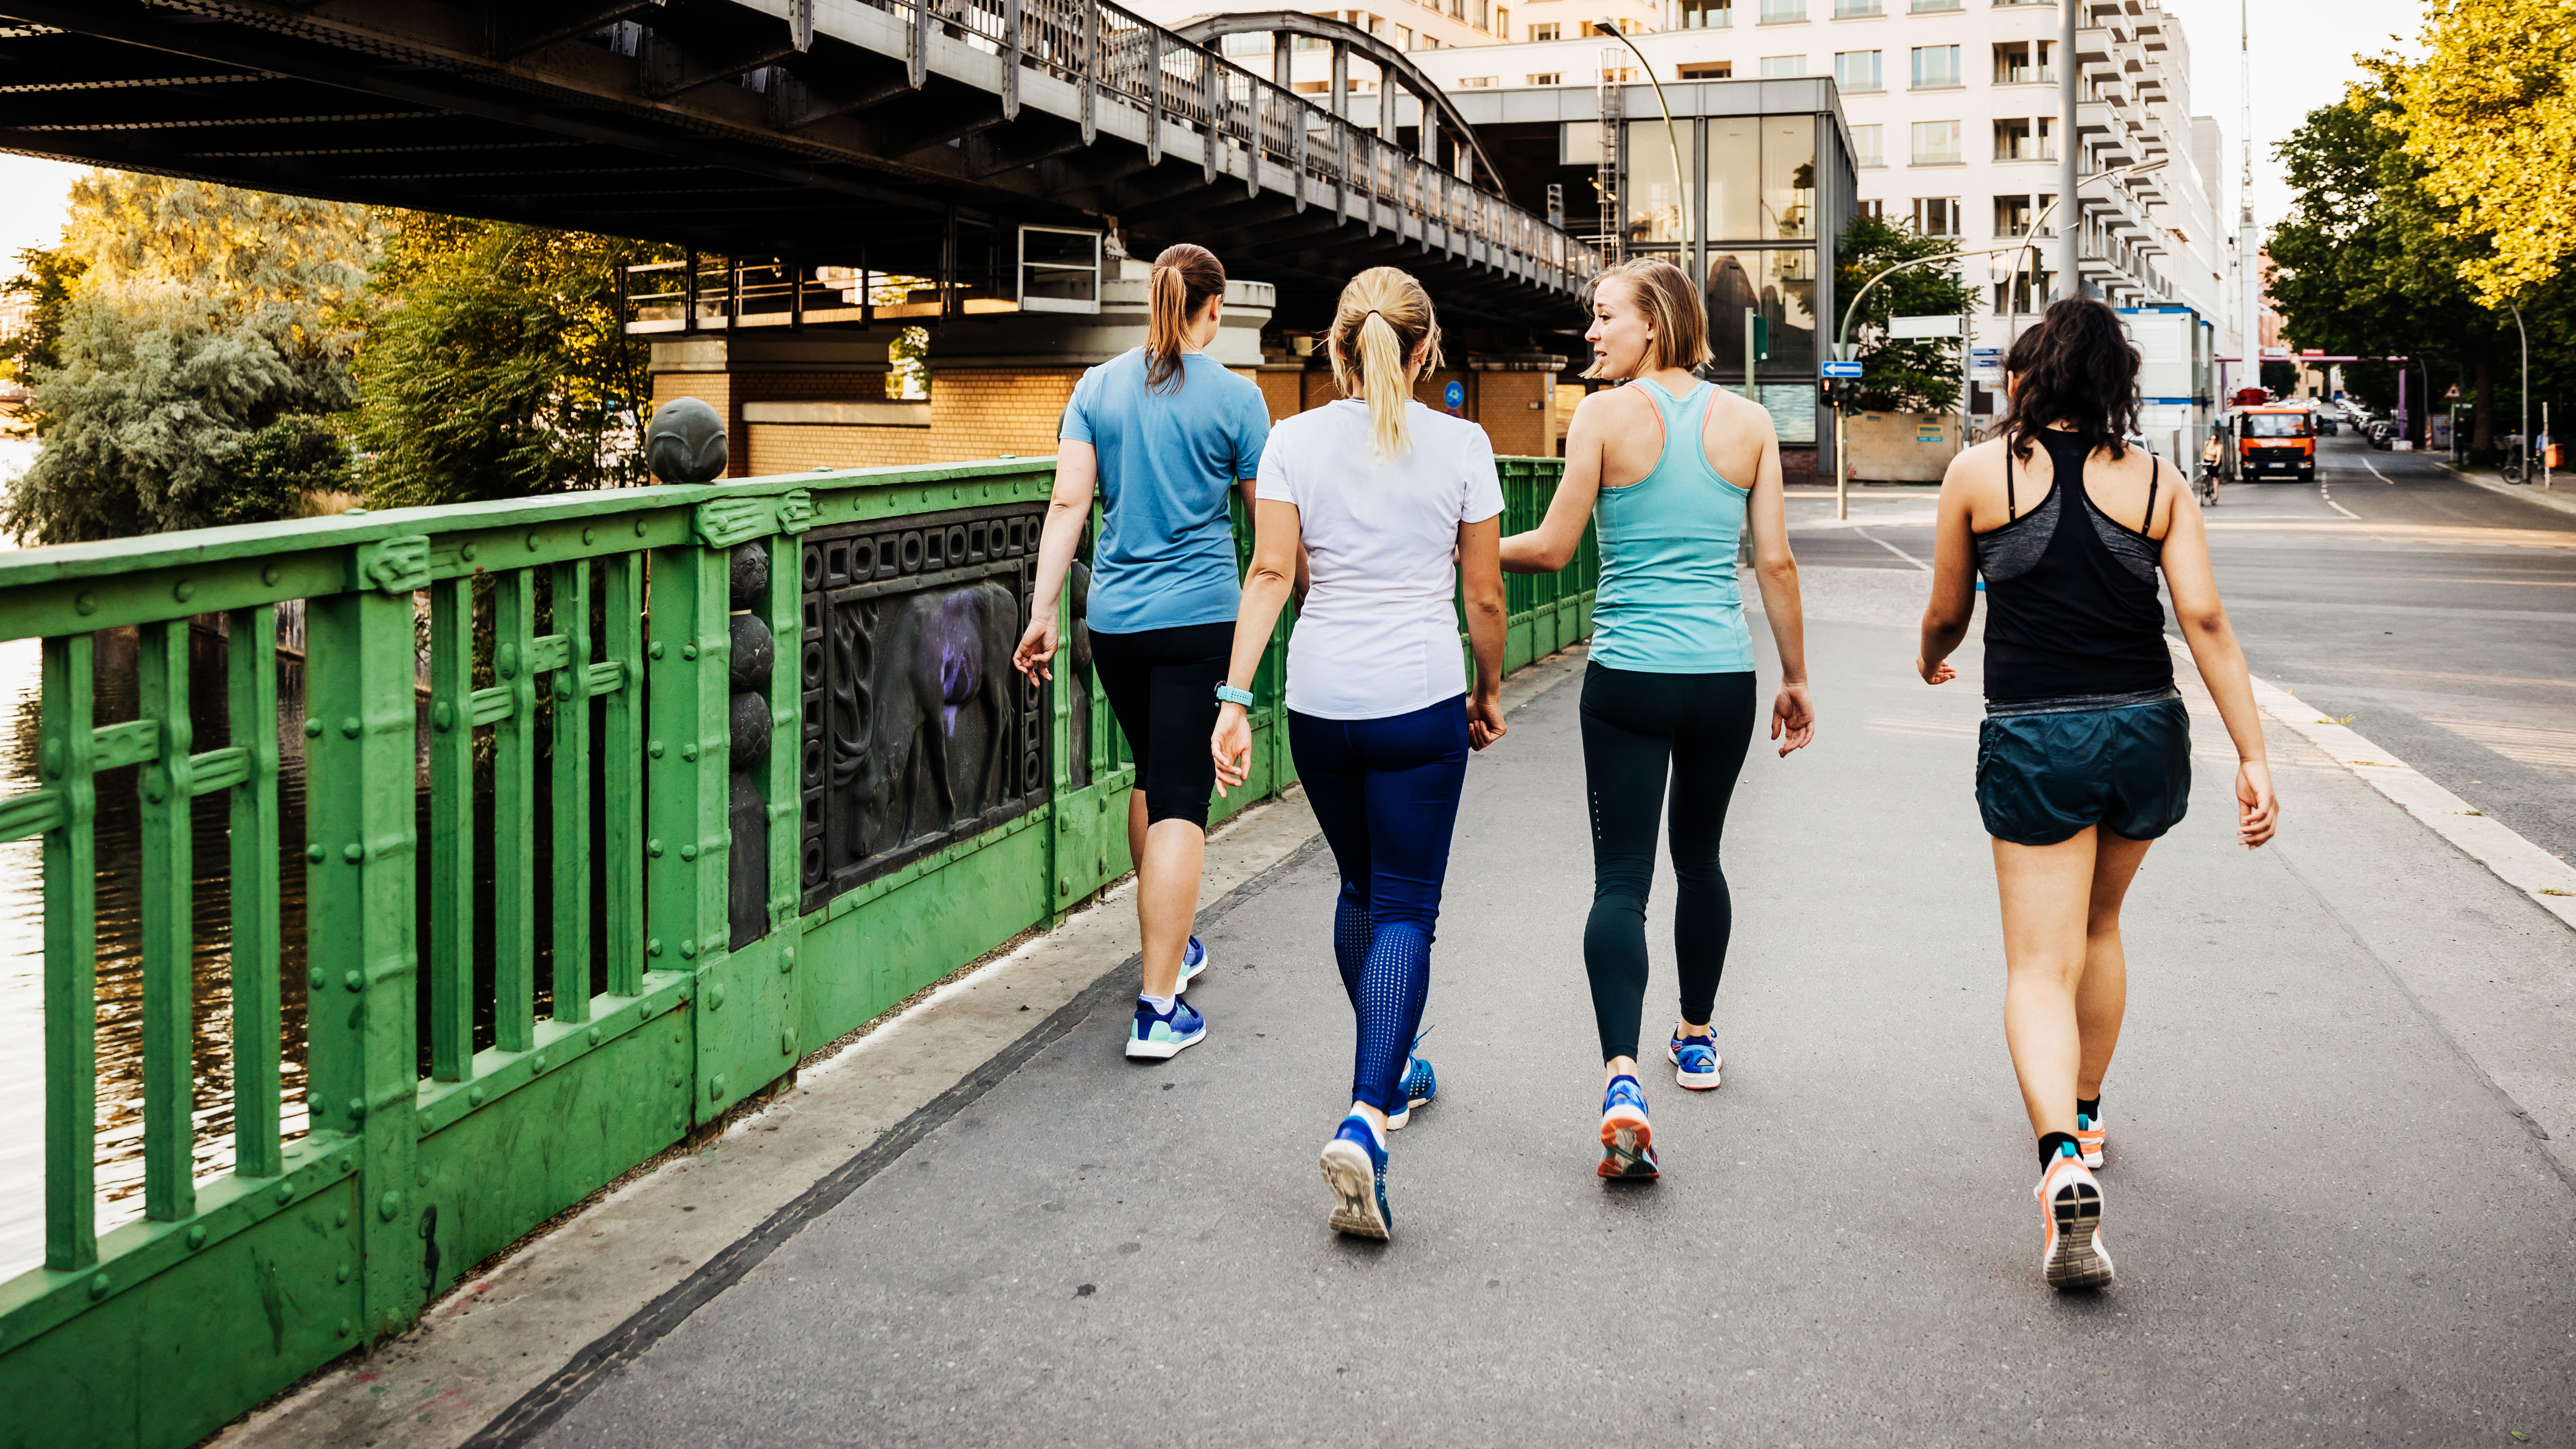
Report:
1386,1026,1437,1131
1667,1030,1721,1091
1124,994,1204,1060
1178,935,1210,989
1319,1114,1392,1239
1598,1074,1659,1179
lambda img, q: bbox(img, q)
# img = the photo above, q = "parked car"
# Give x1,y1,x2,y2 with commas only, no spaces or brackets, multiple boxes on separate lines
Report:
2312,409,2339,437
2366,419,2397,450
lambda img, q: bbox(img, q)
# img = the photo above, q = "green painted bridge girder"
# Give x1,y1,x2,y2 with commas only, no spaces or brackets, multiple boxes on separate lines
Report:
0,454,1592,1449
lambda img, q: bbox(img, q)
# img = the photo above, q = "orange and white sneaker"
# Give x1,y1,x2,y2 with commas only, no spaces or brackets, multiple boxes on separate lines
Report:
2034,1147,2114,1289
2074,1110,2106,1170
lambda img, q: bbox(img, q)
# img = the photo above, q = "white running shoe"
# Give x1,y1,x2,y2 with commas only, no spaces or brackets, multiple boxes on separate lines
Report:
2034,1148,2114,1289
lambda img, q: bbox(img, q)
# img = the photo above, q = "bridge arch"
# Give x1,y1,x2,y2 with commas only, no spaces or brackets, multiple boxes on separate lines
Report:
1167,11,1502,192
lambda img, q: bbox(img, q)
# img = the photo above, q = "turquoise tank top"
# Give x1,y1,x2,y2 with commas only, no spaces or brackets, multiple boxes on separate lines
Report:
1588,378,1755,674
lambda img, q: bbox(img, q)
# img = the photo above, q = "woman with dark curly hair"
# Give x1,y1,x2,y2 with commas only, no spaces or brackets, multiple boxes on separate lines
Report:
1917,297,2278,1290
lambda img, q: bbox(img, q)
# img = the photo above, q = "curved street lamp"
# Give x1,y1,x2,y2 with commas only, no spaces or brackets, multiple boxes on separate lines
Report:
1594,19,1691,266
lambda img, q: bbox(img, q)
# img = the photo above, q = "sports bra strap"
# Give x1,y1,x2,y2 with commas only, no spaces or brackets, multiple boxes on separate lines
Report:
2143,454,2160,535
2006,437,2018,520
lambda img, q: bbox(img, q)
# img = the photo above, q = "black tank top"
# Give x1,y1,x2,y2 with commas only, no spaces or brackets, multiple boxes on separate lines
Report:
1973,429,2175,704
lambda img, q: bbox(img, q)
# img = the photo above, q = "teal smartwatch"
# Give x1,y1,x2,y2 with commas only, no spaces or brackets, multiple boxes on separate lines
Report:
1214,683,1255,708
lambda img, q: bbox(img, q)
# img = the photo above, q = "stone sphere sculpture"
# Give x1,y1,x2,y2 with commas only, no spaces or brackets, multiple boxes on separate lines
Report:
646,396,727,483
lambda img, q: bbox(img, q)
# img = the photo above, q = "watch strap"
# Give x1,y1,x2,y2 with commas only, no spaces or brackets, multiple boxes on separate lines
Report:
1213,683,1255,708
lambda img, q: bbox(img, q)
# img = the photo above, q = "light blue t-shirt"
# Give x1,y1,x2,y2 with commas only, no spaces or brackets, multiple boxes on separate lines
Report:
1060,349,1271,635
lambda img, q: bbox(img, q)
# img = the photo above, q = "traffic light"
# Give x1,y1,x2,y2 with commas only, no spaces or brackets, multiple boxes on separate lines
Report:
1752,314,1771,362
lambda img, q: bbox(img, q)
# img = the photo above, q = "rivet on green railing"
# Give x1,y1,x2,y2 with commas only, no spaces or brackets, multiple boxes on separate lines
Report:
707,984,725,1010
680,743,698,763
342,844,363,863
74,591,96,614
588,1026,601,1045
172,580,194,602
306,844,324,863
525,532,541,551
275,1181,293,1204
648,937,661,956
679,940,696,960
338,1263,352,1284
582,527,596,544
679,844,697,862
377,1191,401,1221
348,1097,366,1121
649,840,664,857
533,1055,546,1073
432,702,455,732
707,1075,727,1101
779,946,795,974
304,719,322,738
460,543,477,562
343,971,362,993
261,566,280,585
186,1225,205,1249
339,717,361,738
469,1087,484,1105
87,1275,107,1300
681,644,698,661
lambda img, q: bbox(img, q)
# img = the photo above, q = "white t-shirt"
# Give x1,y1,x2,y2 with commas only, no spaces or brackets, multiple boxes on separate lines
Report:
1255,399,1506,720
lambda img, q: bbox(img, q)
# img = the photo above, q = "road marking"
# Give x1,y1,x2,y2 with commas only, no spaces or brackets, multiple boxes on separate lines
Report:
1851,527,1930,571
2171,636,2576,929
2361,456,2399,485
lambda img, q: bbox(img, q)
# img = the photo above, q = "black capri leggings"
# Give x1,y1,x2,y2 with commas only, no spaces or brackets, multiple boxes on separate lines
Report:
1089,621,1233,831
1579,664,1758,1064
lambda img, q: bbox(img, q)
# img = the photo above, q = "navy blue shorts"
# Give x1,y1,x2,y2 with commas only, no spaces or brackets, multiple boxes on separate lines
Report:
1976,694,2191,847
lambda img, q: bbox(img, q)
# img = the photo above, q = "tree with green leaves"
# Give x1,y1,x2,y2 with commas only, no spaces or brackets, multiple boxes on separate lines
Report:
1832,214,1976,413
2,172,376,543
348,217,657,508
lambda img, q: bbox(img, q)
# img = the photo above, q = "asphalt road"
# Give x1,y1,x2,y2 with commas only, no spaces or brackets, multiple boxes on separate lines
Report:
526,595,2576,1449
1787,436,2576,864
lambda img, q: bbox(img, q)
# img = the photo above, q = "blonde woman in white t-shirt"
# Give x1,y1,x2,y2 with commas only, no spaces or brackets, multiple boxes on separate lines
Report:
1210,266,1510,1241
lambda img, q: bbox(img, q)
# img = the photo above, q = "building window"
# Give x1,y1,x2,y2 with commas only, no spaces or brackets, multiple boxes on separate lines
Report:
1911,44,1962,88
1679,60,1734,78
1910,120,1962,164
1911,0,1961,10
1530,20,1560,38
1679,0,1734,27
1395,24,1412,48
1530,70,1563,84
1993,39,2053,84
1019,226,1103,313
1833,49,1881,91
1458,74,1497,86
1856,197,1887,220
1758,0,1806,23
1496,6,1508,36
1850,122,1883,167
1911,197,1961,236
1601,65,1638,81
1474,0,1491,31
1760,54,1807,76
1993,194,2032,237
1833,0,1883,14
1993,117,2054,161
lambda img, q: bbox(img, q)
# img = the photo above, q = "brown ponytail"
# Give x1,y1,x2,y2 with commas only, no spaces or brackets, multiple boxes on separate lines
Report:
1144,243,1226,394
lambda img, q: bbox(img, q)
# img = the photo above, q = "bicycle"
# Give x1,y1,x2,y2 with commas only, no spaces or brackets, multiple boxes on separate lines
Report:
2499,432,2536,484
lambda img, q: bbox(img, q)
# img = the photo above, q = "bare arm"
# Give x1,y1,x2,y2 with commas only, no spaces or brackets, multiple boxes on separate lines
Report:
1917,450,1981,687
1502,393,1607,574
1014,442,1098,683
1211,497,1302,794
1740,410,1813,756
2158,474,2278,847
1458,515,1508,750
1240,476,1309,607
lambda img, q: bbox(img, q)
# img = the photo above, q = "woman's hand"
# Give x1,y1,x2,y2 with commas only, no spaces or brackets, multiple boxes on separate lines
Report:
1467,686,1507,751
2235,759,2278,849
1769,682,1814,757
1210,702,1253,796
1918,655,1956,687
1012,614,1059,685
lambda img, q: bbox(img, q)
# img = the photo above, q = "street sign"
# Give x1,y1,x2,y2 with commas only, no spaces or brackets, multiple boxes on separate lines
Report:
1820,359,1863,379
1970,347,2002,383
1442,380,1465,410
1890,315,1963,339
2444,384,2461,400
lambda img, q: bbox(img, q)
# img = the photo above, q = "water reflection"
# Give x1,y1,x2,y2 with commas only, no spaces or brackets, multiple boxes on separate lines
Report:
0,622,314,1281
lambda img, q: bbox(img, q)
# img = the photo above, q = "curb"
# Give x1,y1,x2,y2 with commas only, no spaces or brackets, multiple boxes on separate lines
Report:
2435,460,2576,519
2243,668,2576,931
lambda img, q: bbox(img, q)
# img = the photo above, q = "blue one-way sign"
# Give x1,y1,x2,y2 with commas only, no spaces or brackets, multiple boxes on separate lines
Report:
1820,359,1864,379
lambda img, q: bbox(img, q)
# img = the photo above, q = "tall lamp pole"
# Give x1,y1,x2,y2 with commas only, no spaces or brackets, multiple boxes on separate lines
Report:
2511,301,2529,475
1595,20,1691,276
2056,0,2078,298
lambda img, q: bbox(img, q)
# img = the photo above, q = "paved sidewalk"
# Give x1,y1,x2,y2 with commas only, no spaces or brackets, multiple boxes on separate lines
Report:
515,569,2576,1448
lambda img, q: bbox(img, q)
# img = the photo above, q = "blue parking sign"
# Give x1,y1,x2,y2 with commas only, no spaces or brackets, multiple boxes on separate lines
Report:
1444,380,1465,410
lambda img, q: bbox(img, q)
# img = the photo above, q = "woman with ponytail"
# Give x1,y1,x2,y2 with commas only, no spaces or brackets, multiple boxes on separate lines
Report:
1016,243,1272,1062
1918,296,2277,1289
1211,266,1509,1240
1501,257,1813,1182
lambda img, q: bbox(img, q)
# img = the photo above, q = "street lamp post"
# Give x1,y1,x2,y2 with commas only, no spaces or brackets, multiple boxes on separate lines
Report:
1595,20,1691,275
2510,301,2528,478
2009,158,2167,319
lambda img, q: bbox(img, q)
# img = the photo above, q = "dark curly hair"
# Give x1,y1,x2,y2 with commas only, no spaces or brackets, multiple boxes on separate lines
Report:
1997,297,2141,462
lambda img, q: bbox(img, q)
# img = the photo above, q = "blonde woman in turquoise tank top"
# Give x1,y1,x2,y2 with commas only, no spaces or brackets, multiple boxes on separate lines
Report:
1502,258,1814,1181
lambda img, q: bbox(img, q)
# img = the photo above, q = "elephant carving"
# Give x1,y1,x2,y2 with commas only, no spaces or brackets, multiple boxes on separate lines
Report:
832,579,1022,856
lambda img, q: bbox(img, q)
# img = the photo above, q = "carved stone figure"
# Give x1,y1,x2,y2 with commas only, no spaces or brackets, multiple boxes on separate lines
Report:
837,579,1020,854
646,396,727,483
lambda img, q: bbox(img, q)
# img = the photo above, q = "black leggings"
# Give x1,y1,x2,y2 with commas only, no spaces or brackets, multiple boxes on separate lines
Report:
1089,622,1232,830
1579,664,1757,1064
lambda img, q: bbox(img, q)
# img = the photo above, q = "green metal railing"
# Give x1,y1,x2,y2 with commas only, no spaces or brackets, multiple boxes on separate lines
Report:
0,453,1586,1449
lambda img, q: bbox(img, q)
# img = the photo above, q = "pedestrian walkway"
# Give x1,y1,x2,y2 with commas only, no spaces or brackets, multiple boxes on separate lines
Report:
271,570,2576,1448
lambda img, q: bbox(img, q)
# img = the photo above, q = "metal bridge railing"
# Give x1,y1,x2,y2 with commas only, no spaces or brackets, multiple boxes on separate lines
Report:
848,0,1600,291
0,451,1585,1449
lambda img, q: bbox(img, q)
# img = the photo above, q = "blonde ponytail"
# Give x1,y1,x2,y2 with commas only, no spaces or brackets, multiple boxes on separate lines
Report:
1326,267,1441,459
1142,243,1226,394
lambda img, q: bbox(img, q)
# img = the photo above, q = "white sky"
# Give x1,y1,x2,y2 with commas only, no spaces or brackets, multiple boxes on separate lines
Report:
0,2,2430,271
2156,0,2427,225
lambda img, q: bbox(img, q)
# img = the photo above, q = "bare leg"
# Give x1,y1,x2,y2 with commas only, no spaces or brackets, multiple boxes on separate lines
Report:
2076,833,2152,1100
1132,785,1205,1000
1993,829,2100,1139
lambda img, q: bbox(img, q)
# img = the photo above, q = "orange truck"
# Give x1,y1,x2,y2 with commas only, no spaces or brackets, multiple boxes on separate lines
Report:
2220,402,2316,484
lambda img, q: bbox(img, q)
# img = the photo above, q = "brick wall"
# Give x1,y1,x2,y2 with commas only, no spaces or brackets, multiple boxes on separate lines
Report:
738,367,1082,476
